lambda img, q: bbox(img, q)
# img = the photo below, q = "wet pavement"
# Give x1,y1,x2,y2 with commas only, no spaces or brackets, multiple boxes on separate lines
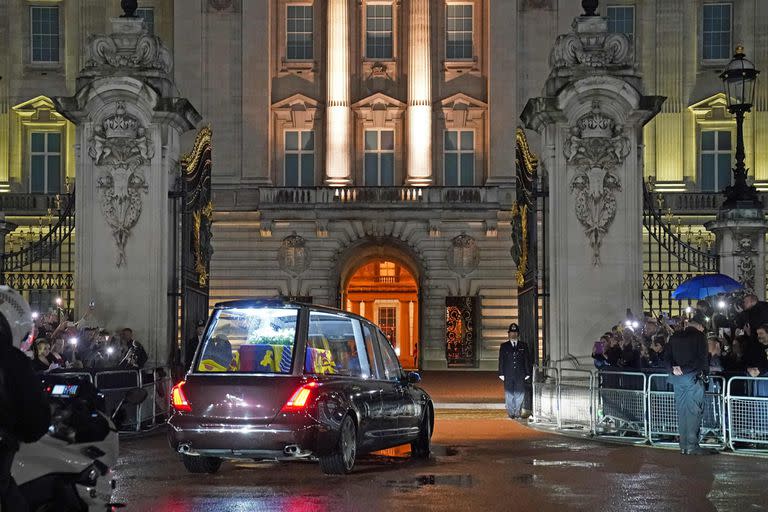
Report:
113,412,768,512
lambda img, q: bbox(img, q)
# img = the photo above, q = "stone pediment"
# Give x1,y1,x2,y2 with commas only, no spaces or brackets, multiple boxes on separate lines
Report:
688,92,731,121
271,94,321,129
440,93,487,128
12,95,67,123
352,93,405,127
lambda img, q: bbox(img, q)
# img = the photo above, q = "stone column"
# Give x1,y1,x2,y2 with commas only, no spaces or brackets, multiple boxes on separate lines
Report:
325,0,352,186
707,208,768,299
406,0,432,186
522,13,663,365
54,17,200,364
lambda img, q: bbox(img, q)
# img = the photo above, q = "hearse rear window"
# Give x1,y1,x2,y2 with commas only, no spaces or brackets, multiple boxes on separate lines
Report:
197,307,299,373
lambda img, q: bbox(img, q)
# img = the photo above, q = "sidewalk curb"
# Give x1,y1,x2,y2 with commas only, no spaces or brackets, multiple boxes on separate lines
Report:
433,402,505,410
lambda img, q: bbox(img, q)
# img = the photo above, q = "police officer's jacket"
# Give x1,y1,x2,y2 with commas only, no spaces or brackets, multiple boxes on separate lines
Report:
664,327,707,376
498,339,533,388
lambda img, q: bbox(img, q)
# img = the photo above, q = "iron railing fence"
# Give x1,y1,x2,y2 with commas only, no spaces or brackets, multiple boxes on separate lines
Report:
642,181,719,317
532,368,768,455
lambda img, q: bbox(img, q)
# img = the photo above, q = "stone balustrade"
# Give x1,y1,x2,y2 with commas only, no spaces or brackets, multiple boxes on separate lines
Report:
257,186,504,208
655,192,768,214
0,193,67,215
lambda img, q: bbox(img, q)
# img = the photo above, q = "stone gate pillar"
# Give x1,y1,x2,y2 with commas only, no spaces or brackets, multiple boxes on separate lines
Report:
706,208,768,299
55,16,200,364
521,8,663,364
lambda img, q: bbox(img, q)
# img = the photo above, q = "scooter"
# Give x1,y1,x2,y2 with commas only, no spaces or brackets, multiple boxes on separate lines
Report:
12,374,147,512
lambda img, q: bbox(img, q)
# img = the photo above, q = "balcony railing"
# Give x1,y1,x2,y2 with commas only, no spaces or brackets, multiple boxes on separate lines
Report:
257,186,501,208
0,193,65,215
654,191,768,214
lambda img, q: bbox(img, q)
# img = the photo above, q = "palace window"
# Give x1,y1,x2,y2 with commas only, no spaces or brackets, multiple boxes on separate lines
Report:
136,7,154,35
366,4,393,60
446,4,473,60
702,3,731,61
364,130,395,186
607,5,634,40
700,130,732,192
30,132,62,193
444,130,474,186
285,130,314,186
286,5,313,60
30,5,60,63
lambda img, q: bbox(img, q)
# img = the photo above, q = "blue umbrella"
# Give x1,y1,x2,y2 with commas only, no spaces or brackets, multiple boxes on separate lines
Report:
671,273,744,300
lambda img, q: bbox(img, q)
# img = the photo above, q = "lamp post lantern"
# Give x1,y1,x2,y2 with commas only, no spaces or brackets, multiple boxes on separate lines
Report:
720,45,761,208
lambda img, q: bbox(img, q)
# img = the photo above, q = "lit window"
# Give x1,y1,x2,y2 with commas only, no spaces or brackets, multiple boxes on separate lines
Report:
30,6,59,63
607,6,634,40
30,132,62,194
379,261,395,277
700,130,732,192
446,4,473,60
702,3,731,61
444,130,474,186
287,5,313,60
285,130,314,186
364,130,395,186
366,4,393,59
136,7,155,35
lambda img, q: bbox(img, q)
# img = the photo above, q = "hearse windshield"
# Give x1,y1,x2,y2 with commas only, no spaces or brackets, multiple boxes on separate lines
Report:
196,307,299,373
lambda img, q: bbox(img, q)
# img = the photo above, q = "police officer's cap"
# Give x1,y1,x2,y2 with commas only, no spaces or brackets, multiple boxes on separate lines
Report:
508,323,519,333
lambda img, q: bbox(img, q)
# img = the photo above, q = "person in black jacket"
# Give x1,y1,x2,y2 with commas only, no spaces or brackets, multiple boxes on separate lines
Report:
0,309,52,511
664,313,715,456
498,323,533,419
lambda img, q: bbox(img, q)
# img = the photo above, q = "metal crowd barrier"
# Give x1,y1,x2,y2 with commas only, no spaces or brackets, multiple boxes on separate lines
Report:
46,366,172,434
532,369,767,454
532,367,559,427
558,368,595,434
596,371,647,440
727,376,768,453
647,374,726,449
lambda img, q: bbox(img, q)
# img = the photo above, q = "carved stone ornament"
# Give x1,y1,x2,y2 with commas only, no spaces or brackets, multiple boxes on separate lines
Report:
550,27,631,69
278,232,311,277
89,102,154,267
564,101,631,265
735,236,757,292
448,233,479,277
85,25,172,74
208,0,234,11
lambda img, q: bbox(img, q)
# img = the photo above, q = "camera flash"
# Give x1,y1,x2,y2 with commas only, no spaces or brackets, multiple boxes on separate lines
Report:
31,312,39,320
685,306,693,314
68,337,78,345
718,301,726,309
107,347,115,355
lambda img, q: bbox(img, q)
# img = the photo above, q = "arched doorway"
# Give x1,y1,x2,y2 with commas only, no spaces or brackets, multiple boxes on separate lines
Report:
342,258,419,369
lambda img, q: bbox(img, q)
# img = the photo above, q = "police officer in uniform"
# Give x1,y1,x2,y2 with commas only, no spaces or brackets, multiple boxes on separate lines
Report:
664,313,717,455
498,323,533,419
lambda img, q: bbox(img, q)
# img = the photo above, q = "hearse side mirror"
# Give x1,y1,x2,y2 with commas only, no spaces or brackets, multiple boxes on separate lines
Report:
405,371,421,384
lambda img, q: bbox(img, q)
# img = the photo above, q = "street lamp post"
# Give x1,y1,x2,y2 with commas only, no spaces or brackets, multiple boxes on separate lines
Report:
720,45,761,209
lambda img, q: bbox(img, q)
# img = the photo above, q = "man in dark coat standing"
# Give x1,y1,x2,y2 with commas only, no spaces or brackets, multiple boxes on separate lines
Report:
664,313,716,455
498,323,533,419
184,321,206,371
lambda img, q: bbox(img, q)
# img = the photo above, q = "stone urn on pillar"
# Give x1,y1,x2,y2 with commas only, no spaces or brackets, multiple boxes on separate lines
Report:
54,10,201,363
521,3,664,365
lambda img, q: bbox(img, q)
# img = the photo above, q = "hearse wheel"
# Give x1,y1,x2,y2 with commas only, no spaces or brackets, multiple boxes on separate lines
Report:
411,405,432,459
182,454,222,474
319,414,357,475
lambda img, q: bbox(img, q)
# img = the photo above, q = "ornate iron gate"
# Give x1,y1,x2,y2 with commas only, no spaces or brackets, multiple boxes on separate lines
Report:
643,180,719,316
173,127,213,367
0,190,75,319
445,296,478,367
513,128,542,362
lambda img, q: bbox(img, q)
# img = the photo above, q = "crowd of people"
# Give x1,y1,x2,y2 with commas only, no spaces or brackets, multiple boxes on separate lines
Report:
592,293,768,383
27,311,148,373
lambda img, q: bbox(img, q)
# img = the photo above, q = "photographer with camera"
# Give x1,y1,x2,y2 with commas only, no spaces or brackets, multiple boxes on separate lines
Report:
664,313,716,456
